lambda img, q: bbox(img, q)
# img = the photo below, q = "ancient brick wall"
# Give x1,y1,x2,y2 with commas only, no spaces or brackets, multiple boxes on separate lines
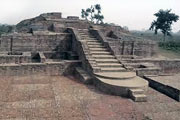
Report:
121,59,180,73
107,39,157,57
0,33,72,52
90,28,157,58
0,60,80,76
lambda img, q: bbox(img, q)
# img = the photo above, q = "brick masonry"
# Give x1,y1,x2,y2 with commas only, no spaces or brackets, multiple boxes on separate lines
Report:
0,33,72,52
0,60,80,76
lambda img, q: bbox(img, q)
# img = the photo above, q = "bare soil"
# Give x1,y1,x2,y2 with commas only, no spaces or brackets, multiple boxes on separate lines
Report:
157,47,180,59
0,75,180,120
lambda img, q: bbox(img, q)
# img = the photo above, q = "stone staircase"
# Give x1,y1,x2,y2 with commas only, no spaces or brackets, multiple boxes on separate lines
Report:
76,29,149,102
129,89,147,102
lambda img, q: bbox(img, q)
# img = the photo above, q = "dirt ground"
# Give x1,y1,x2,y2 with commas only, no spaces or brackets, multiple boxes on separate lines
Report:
0,75,180,120
157,47,180,59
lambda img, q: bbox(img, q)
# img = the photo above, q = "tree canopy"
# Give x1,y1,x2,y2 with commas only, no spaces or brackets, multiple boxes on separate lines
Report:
81,4,104,24
149,9,179,41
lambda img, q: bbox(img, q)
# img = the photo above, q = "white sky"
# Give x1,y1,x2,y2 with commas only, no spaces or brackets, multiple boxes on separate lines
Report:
0,0,180,32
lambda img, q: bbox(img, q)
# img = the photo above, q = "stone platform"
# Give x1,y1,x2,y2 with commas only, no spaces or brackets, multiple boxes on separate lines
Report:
144,73,180,101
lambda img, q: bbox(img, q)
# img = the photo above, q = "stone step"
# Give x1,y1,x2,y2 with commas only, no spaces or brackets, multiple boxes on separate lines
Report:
78,29,88,31
95,59,119,63
116,55,135,59
94,72,136,80
95,76,149,94
81,36,97,39
92,55,115,59
131,94,147,102
80,36,96,39
89,48,108,51
90,50,108,52
81,36,96,39
91,52,111,55
97,63,123,67
101,67,127,72
84,38,98,40
88,58,96,62
88,45,105,48
92,66,101,70
128,88,147,102
81,40,99,42
79,32,91,35
129,88,144,95
87,40,102,45
78,32,89,35
87,43,103,45
78,30,88,33
86,40,100,43
80,34,92,36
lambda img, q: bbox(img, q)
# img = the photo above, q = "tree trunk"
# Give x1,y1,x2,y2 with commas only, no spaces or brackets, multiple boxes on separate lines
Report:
163,33,166,42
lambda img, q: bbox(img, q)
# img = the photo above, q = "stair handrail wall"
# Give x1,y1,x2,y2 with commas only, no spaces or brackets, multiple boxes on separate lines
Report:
67,27,94,73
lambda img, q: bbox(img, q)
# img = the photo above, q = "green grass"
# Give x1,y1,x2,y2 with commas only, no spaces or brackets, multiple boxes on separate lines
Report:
131,31,180,42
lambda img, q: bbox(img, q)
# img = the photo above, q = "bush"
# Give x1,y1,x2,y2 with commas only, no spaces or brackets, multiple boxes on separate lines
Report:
159,41,180,51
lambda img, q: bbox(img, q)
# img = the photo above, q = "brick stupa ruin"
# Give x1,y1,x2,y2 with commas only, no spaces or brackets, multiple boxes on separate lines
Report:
0,12,180,102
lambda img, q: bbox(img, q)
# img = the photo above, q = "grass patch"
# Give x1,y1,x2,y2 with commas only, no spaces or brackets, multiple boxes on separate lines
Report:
158,41,180,52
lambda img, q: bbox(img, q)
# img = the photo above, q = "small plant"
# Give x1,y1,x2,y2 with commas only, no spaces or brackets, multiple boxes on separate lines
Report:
81,4,104,24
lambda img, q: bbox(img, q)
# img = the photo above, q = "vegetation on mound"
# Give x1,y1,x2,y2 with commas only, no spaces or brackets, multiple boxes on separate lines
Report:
0,24,14,36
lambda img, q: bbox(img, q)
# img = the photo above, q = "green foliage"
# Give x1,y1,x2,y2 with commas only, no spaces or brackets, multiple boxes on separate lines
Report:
159,41,180,51
0,24,14,36
131,31,180,42
149,9,179,41
81,4,104,24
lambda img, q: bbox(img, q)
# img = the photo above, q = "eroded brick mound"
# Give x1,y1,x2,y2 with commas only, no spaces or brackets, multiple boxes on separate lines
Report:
16,12,91,33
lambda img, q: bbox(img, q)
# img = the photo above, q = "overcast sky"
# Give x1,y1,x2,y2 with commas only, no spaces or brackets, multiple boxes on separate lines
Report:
0,0,180,32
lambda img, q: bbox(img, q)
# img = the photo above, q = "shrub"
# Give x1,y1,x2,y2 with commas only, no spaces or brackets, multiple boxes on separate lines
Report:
159,41,180,51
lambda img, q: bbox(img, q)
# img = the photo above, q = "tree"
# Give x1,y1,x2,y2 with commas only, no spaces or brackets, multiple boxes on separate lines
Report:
81,4,104,24
149,9,179,41
123,26,129,31
81,9,88,20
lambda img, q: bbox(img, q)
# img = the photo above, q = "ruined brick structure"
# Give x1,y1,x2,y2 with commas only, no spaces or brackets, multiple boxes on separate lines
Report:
0,12,180,102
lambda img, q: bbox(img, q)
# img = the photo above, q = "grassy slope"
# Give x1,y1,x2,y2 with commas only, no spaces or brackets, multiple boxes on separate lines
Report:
158,47,180,59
